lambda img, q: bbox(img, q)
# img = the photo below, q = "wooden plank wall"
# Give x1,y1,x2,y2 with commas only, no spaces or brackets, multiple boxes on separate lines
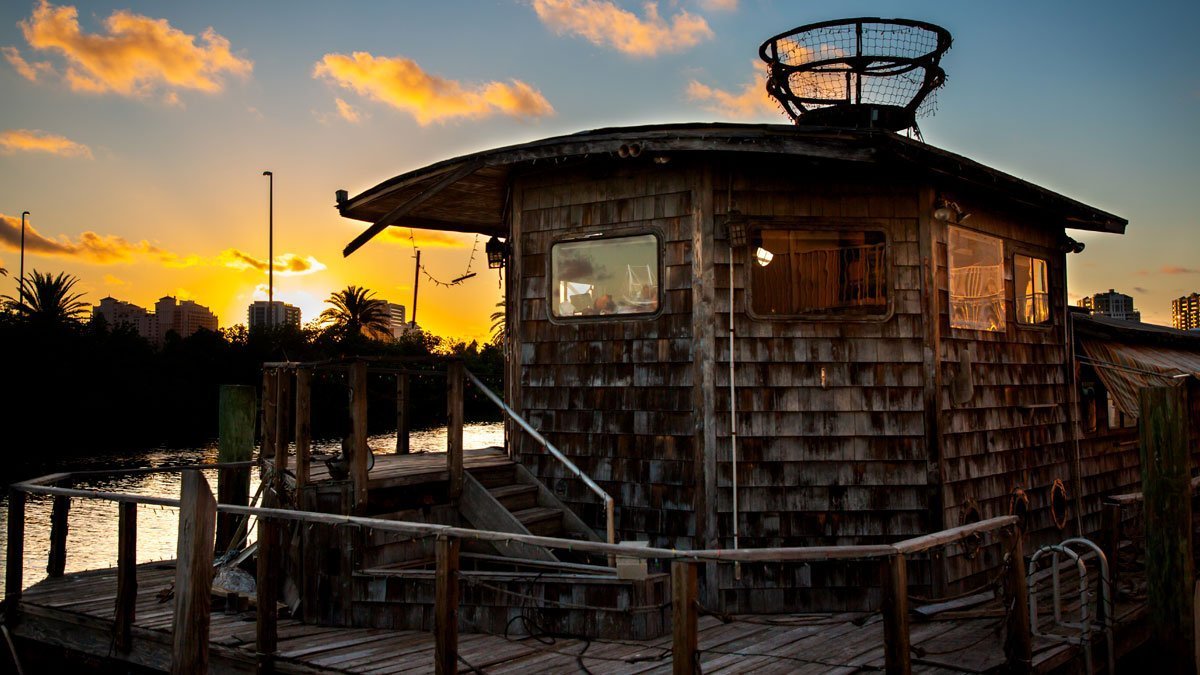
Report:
712,161,933,611
930,196,1075,591
511,161,699,549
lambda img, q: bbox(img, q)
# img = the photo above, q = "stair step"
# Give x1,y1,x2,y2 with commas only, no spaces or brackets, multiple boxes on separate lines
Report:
469,462,518,488
512,507,564,536
488,484,539,511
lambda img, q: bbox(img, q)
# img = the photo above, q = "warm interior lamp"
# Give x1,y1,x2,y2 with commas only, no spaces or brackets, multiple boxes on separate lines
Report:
755,247,774,266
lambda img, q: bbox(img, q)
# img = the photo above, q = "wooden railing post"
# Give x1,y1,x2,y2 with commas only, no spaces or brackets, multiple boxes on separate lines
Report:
256,514,278,674
1002,525,1032,672
1139,385,1195,669
671,560,699,675
262,369,277,504
434,537,460,675
171,472,216,675
5,490,25,624
46,495,69,577
295,368,312,493
396,372,410,455
217,384,255,552
349,361,370,513
447,361,464,502
114,501,137,652
274,368,293,500
880,553,911,675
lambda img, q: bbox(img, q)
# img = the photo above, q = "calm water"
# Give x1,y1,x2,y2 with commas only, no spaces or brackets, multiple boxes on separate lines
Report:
0,422,504,595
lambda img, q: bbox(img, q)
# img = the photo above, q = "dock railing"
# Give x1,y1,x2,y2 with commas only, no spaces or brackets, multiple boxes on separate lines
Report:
4,466,1028,675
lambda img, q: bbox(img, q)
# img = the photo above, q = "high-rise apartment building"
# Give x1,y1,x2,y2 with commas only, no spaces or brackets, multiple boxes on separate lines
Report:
93,296,217,345
386,302,407,338
1078,289,1141,322
1172,292,1200,331
248,300,302,329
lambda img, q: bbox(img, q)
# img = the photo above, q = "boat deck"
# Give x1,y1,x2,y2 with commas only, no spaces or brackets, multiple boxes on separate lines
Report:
11,561,1147,674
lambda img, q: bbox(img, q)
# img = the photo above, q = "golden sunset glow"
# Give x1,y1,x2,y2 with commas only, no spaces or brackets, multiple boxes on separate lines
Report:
532,0,713,57
0,128,91,157
685,63,776,119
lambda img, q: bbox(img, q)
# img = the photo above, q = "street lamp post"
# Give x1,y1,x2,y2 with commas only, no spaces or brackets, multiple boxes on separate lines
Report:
263,171,273,329
19,210,29,300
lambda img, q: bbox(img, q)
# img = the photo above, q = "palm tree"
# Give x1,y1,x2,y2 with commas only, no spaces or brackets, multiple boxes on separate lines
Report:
319,285,391,340
2,270,89,324
490,301,504,345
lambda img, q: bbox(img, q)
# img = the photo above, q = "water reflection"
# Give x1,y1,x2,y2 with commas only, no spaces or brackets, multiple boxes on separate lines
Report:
0,423,503,595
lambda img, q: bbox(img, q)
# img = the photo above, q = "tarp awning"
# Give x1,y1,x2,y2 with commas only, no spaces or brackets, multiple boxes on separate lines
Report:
1078,338,1200,418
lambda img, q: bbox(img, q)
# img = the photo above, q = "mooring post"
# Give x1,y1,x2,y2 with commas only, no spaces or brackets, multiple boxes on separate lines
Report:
349,360,370,513
5,490,25,624
447,360,464,502
262,369,277,501
1139,385,1194,671
396,372,410,455
115,501,137,652
46,495,69,578
256,514,278,674
1002,524,1032,672
881,553,911,675
171,472,216,675
295,368,312,493
274,368,293,501
434,536,460,675
217,384,255,553
671,560,699,675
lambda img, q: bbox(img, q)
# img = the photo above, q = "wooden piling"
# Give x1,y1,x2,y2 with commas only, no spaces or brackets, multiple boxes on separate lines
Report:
295,369,312,491
262,370,277,508
434,537,460,675
447,361,464,502
217,384,255,552
274,369,293,499
256,514,278,674
5,490,25,624
1139,385,1195,671
671,560,699,675
396,372,410,455
1002,525,1032,672
171,472,216,675
114,501,137,652
880,553,911,675
349,360,370,513
46,495,69,578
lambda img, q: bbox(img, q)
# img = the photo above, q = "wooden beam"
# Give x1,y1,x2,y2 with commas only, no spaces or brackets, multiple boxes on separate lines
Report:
216,385,255,552
6,490,25,624
114,501,137,653
261,370,277,482
434,537,460,675
349,361,370,513
1139,385,1195,670
343,160,483,257
46,495,69,578
1001,525,1032,672
295,369,312,491
256,514,278,673
916,185,947,598
274,368,292,501
690,165,718,610
170,472,216,675
446,361,464,502
396,372,410,455
881,553,911,675
671,560,699,675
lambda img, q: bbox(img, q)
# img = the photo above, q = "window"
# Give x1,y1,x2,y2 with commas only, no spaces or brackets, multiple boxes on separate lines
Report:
550,233,659,318
749,228,888,317
948,227,1005,331
1015,254,1051,325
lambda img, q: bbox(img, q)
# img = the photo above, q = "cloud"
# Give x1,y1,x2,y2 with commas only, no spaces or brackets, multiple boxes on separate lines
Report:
218,249,326,276
686,64,776,119
2,45,53,81
698,0,738,10
15,1,251,100
0,128,91,158
102,273,126,286
1161,265,1200,275
380,228,473,249
335,97,364,124
1133,286,1149,294
0,213,168,263
532,0,713,57
313,52,554,125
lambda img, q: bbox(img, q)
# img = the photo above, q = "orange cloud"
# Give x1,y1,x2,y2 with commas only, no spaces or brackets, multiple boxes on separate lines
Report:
532,0,712,57
0,128,91,158
2,45,53,81
699,0,738,10
0,213,167,263
1162,265,1200,275
16,1,251,100
218,249,327,276
335,97,364,124
313,52,554,125
380,228,473,249
686,64,776,119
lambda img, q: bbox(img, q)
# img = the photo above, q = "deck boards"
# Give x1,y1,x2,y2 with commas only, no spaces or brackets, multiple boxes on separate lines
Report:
273,447,510,488
14,560,1146,674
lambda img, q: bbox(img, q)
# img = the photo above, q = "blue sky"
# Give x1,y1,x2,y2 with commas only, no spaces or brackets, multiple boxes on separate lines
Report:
0,0,1196,336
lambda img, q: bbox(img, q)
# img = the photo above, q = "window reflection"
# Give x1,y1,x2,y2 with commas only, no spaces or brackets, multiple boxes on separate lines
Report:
1014,254,1051,325
550,234,659,318
750,229,888,317
949,227,1005,331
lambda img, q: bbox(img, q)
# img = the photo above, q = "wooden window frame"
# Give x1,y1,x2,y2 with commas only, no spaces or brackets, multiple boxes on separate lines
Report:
1011,250,1055,331
947,225,1007,334
544,228,665,324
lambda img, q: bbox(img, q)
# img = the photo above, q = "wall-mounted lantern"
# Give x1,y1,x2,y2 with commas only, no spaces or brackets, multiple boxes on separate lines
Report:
725,210,750,248
486,235,510,269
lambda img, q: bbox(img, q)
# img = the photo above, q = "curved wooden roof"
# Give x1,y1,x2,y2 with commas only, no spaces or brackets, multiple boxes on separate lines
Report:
338,123,1127,257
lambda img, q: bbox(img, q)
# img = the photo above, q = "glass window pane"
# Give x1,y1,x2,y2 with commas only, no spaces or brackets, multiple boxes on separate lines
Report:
749,229,888,317
550,234,659,318
1015,254,1051,325
948,227,1005,331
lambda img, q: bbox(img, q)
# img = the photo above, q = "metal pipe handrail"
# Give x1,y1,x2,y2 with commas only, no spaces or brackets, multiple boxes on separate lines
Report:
463,369,616,546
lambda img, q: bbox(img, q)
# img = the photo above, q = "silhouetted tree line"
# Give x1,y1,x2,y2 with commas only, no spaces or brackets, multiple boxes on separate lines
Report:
0,275,504,455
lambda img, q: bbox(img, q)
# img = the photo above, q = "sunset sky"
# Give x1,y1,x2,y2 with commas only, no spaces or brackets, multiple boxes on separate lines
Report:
0,0,1197,339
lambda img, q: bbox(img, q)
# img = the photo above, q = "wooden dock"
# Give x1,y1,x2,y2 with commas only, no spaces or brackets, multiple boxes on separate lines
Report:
9,559,1148,674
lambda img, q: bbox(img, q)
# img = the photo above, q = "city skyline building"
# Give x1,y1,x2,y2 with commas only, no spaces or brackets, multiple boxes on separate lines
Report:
385,302,407,339
93,295,218,345
1172,292,1200,331
247,300,302,330
1078,289,1141,322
